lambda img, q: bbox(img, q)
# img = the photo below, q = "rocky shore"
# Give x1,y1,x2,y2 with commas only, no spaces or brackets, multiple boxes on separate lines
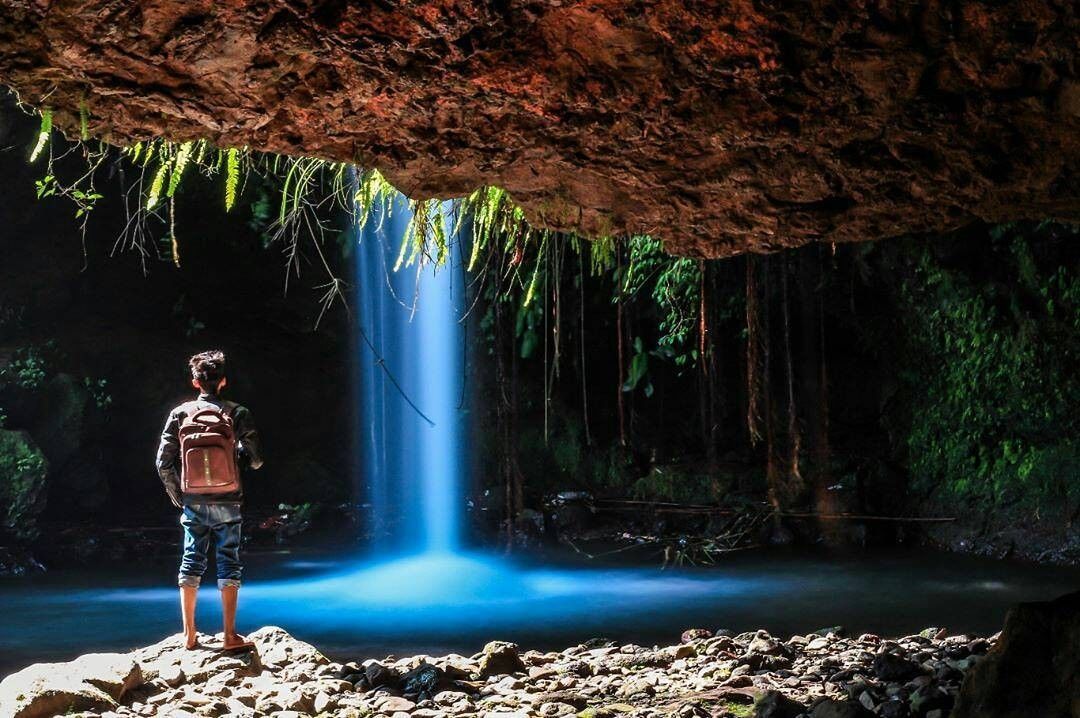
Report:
0,624,994,718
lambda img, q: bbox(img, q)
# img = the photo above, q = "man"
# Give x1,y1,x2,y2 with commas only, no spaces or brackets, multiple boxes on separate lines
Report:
156,350,263,651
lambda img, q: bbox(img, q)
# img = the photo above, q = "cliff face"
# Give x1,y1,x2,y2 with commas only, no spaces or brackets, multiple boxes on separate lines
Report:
0,0,1078,256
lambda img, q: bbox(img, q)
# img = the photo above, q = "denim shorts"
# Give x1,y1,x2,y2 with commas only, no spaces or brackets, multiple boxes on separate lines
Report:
178,503,243,589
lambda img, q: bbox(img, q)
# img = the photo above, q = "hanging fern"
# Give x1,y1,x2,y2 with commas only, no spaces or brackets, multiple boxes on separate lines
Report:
167,141,194,198
225,147,241,211
523,233,548,306
78,102,90,141
146,161,169,210
28,109,52,163
126,141,143,164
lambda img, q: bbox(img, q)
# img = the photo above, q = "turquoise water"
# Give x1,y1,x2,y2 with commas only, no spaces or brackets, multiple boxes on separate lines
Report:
2,546,1077,676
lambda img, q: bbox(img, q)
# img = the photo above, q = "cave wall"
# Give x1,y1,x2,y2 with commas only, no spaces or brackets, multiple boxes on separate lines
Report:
0,0,1078,256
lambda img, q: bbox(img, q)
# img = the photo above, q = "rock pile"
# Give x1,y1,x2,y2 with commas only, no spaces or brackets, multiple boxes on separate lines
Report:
0,625,994,718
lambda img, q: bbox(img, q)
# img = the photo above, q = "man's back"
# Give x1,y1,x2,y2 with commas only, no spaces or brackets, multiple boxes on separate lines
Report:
156,393,263,506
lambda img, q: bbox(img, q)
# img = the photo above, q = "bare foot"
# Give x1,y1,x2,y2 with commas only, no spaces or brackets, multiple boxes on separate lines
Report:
184,631,200,650
221,633,255,652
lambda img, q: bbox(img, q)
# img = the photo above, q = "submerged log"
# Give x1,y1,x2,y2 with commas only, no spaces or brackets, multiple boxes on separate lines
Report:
1,1,1078,256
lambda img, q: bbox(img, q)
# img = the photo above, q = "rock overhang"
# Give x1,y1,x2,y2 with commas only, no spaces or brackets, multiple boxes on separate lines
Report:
0,0,1077,256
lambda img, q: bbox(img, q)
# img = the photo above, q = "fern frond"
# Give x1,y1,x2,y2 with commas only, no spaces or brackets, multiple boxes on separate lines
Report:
167,141,193,198
225,147,240,211
126,142,143,164
78,102,90,141
431,201,448,266
146,161,169,210
523,233,548,306
28,109,52,163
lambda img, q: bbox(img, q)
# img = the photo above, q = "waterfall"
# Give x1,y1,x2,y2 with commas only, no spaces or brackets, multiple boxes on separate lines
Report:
354,189,466,555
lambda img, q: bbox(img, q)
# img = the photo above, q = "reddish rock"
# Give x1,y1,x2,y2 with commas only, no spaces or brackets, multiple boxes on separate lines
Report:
0,0,1077,256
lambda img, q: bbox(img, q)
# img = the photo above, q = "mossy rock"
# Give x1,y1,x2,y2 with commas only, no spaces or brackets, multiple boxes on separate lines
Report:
0,429,48,541
31,373,89,469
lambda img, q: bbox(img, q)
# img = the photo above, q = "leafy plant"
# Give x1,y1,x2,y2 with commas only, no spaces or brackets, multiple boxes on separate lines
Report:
898,228,1080,515
83,378,113,410
3,346,50,390
0,429,48,542
623,236,702,366
622,337,653,397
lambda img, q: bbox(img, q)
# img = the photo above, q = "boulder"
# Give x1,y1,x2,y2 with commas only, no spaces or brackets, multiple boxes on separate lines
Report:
27,373,89,471
0,652,141,718
479,641,527,678
872,652,922,682
810,699,875,718
953,591,1080,718
753,690,805,718
746,631,788,657
364,661,401,690
134,632,262,684
401,662,443,700
680,628,712,644
247,625,328,669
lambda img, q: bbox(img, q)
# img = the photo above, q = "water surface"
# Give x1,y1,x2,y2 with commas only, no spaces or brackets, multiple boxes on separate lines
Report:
2,546,1076,677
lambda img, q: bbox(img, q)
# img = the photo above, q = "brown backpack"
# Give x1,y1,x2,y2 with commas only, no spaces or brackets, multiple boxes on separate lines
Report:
179,403,240,495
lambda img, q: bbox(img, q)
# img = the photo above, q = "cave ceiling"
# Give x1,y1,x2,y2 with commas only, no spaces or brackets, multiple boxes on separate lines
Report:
0,0,1078,256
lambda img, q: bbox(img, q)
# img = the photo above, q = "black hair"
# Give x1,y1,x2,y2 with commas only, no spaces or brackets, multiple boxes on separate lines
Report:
189,350,226,393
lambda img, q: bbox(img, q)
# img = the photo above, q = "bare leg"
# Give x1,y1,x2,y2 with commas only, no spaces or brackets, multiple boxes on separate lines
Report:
220,585,253,650
180,586,198,649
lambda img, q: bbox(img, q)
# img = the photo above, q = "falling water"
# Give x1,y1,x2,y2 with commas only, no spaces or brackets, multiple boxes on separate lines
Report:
353,189,465,554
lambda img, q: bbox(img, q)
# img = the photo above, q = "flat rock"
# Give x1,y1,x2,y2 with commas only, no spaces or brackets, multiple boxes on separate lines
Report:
134,632,262,685
0,653,142,718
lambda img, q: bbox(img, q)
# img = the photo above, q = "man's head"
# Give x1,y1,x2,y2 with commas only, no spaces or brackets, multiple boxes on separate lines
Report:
189,350,228,395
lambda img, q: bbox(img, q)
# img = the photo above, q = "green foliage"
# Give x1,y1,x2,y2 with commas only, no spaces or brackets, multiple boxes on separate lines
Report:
82,378,113,410
2,346,50,390
622,336,653,397
167,141,194,198
0,429,48,542
899,228,1080,515
146,161,169,210
34,174,56,199
623,236,702,366
225,147,241,211
28,108,51,162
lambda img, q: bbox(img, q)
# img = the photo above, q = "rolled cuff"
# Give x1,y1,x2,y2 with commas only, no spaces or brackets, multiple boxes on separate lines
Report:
178,574,202,588
217,578,241,589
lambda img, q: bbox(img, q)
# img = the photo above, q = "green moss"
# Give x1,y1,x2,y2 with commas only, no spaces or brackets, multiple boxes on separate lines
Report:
0,429,49,541
719,702,755,718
